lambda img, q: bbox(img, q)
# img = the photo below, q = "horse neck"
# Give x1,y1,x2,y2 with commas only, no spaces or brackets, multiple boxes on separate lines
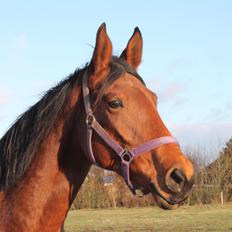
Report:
0,86,91,232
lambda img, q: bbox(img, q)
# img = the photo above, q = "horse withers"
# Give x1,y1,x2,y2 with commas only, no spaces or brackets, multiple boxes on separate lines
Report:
0,23,194,231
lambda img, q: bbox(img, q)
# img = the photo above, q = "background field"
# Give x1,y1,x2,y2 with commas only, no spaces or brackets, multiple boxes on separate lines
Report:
64,205,232,232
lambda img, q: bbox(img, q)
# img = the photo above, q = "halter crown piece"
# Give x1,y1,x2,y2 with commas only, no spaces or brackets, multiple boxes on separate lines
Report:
82,70,179,193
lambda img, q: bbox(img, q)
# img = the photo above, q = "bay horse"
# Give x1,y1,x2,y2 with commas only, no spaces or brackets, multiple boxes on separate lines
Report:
0,23,194,232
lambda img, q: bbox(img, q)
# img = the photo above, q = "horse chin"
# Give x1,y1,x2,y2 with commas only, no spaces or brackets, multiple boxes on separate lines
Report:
129,184,179,210
152,194,179,210
149,181,179,210
131,186,179,210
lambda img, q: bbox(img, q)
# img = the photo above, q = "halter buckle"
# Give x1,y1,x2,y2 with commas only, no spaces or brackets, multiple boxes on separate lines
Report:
86,113,95,128
121,149,133,163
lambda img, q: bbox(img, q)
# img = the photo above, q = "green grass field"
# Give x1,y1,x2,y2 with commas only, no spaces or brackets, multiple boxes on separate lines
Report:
64,205,232,232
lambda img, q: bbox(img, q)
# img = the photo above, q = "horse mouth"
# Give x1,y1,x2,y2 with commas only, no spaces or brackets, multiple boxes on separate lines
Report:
153,194,179,210
130,183,179,209
129,180,189,210
148,182,176,210
149,181,189,210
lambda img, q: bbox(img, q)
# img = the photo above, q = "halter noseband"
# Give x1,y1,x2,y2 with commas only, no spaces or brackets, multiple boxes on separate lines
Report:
82,70,179,193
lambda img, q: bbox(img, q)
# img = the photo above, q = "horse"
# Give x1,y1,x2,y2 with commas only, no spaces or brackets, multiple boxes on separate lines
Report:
0,23,194,232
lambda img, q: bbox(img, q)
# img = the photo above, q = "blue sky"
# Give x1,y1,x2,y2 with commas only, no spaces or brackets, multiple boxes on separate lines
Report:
0,1,232,157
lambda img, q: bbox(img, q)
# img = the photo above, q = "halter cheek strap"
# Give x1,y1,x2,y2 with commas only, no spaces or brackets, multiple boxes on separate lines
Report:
82,70,179,192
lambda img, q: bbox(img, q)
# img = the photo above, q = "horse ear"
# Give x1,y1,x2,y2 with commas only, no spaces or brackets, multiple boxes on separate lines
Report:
90,23,112,74
120,27,143,69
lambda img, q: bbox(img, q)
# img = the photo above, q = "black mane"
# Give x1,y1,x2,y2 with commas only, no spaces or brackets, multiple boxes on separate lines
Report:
0,67,85,190
0,57,144,191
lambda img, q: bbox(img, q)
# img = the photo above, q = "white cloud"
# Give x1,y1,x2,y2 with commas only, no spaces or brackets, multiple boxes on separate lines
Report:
158,81,186,103
147,78,188,105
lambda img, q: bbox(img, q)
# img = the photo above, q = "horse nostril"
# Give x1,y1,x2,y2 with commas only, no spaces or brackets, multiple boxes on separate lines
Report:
171,169,185,185
166,168,186,193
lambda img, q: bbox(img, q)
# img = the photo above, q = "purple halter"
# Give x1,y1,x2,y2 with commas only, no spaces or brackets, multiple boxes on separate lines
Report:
82,70,179,192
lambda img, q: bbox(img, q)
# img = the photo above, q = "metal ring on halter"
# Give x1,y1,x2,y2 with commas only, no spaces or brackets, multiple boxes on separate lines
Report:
86,113,95,128
120,149,133,163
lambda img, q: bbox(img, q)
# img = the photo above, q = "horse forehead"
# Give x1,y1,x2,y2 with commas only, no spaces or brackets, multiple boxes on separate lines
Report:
107,72,147,93
111,74,156,104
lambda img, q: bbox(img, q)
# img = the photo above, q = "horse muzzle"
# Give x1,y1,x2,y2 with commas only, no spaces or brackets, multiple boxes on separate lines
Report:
149,173,194,210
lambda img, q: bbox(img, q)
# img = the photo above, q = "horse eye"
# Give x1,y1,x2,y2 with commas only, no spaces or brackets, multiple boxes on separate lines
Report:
108,99,123,109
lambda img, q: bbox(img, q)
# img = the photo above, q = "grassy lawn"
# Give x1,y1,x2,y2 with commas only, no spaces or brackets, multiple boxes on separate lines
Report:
64,205,232,232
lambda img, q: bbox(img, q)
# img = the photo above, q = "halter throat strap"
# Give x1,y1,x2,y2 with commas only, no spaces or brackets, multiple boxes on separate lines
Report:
82,70,179,192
